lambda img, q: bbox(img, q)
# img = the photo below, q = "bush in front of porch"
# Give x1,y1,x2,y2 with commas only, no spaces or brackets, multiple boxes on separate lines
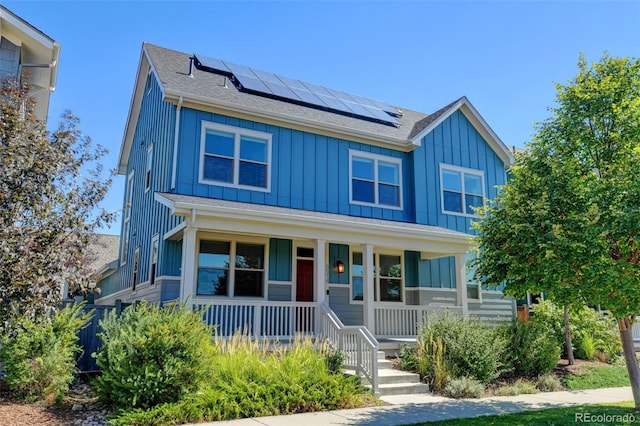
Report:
109,334,377,426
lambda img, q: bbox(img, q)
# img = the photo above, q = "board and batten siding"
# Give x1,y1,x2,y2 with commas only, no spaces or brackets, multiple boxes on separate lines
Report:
413,110,506,234
101,71,183,298
175,109,414,223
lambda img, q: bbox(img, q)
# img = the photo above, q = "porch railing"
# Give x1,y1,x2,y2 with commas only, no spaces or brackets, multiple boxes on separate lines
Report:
633,321,640,342
196,300,317,340
320,302,379,395
374,304,463,338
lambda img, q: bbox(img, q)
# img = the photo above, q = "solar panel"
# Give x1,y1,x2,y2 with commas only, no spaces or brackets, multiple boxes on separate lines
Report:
193,54,231,75
193,53,402,126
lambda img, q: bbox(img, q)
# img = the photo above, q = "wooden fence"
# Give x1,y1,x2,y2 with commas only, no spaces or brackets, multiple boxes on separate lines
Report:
73,300,132,373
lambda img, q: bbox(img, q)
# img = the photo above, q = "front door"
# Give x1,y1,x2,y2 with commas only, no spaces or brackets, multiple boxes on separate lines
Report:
296,259,314,302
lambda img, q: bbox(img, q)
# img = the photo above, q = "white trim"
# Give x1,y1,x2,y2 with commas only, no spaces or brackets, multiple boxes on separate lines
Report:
439,163,485,218
196,233,269,299
145,144,153,193
155,275,181,281
409,97,514,167
94,287,130,302
404,287,457,292
162,220,186,241
198,121,272,192
149,234,159,288
170,96,183,190
120,171,135,266
348,150,403,210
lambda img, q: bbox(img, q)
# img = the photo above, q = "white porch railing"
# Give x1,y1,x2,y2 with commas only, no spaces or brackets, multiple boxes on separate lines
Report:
633,321,640,342
320,302,379,395
374,305,463,338
196,300,317,340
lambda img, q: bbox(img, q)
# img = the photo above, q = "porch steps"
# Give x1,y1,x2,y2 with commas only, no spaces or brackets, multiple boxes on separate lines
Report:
371,351,429,397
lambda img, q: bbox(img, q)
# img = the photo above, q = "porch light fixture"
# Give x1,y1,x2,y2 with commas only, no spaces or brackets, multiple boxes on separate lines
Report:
335,259,345,274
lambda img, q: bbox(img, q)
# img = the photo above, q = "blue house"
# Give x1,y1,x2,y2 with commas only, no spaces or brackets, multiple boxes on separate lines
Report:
97,44,515,387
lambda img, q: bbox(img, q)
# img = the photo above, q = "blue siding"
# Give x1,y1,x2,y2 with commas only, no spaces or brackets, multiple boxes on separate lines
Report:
100,71,183,298
268,238,292,281
413,110,506,233
404,251,420,288
419,256,456,289
175,109,414,222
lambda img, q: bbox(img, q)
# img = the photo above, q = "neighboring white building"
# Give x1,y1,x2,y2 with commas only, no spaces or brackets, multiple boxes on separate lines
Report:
0,5,60,123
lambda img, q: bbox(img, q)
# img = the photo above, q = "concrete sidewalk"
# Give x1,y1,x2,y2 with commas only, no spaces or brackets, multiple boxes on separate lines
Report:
193,387,633,425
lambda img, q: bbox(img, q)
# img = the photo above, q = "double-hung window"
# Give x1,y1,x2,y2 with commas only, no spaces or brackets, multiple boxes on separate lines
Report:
120,171,134,265
350,150,402,209
197,240,265,297
200,122,272,191
351,252,403,302
440,164,485,216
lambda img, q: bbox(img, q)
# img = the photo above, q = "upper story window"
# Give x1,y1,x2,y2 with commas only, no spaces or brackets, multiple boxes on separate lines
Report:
120,171,134,265
440,164,485,216
349,150,402,209
145,145,153,192
199,121,272,192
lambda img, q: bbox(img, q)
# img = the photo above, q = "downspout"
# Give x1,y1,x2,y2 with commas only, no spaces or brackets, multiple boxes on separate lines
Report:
170,96,184,190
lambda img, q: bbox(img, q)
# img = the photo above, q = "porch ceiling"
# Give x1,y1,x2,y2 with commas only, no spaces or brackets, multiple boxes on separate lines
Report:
155,193,472,256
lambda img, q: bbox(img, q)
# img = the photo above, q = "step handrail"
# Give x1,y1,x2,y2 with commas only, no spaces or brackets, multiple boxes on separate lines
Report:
319,302,379,395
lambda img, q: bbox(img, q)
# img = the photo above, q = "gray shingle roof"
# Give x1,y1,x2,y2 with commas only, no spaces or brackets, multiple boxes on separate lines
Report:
144,43,437,144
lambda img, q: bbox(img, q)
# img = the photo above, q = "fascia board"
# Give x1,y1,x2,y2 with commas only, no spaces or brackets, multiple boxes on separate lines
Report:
0,7,56,49
410,97,514,167
162,89,417,153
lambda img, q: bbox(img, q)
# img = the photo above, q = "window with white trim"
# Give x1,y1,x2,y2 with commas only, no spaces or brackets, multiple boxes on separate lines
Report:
440,165,485,216
349,151,402,209
199,122,272,191
197,240,265,297
132,247,140,292
145,145,153,191
351,252,403,302
120,171,134,265
466,252,480,300
150,235,159,287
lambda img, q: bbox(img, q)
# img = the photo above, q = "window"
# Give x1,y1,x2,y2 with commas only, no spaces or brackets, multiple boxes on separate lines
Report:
352,252,363,301
349,151,402,209
199,122,272,191
466,252,480,300
145,145,153,191
351,252,403,302
132,248,140,292
120,171,134,265
379,254,402,302
197,240,265,297
440,165,484,216
150,235,159,287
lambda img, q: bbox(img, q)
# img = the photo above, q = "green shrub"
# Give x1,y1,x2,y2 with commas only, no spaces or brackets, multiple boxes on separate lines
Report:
442,377,484,399
93,302,216,410
531,301,621,362
504,319,560,377
108,335,376,426
494,379,539,396
577,333,596,361
417,313,508,384
398,344,419,372
323,347,346,374
536,373,563,392
0,303,92,403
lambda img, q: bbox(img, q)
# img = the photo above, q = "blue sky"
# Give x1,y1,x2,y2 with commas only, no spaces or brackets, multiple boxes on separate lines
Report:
5,1,639,235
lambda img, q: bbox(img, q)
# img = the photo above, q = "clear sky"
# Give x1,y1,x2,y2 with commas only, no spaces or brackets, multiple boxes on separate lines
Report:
5,0,639,235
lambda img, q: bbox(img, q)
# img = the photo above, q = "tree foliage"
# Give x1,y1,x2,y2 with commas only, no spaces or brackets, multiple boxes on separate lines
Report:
473,53,640,407
0,77,113,333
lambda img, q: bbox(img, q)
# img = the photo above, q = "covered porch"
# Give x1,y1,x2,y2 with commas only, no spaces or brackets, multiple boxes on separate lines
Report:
156,193,473,340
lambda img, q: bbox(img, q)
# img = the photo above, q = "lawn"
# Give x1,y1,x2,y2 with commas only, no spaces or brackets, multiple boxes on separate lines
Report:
562,364,630,390
407,402,637,425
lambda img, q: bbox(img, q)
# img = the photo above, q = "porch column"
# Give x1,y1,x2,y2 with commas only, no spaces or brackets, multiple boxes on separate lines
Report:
362,244,375,332
180,226,198,310
314,239,326,334
454,253,469,318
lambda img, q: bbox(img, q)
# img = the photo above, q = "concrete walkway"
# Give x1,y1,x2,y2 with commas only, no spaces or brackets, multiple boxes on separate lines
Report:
190,387,633,425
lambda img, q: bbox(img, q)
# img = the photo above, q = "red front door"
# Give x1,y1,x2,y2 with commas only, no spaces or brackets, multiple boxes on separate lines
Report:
296,259,314,302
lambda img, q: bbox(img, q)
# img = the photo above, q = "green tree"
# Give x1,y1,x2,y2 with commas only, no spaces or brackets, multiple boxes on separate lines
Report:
473,54,640,408
0,77,113,333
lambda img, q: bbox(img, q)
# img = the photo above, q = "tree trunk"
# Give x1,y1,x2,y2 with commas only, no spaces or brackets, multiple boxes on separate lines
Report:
564,306,575,365
618,316,640,411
